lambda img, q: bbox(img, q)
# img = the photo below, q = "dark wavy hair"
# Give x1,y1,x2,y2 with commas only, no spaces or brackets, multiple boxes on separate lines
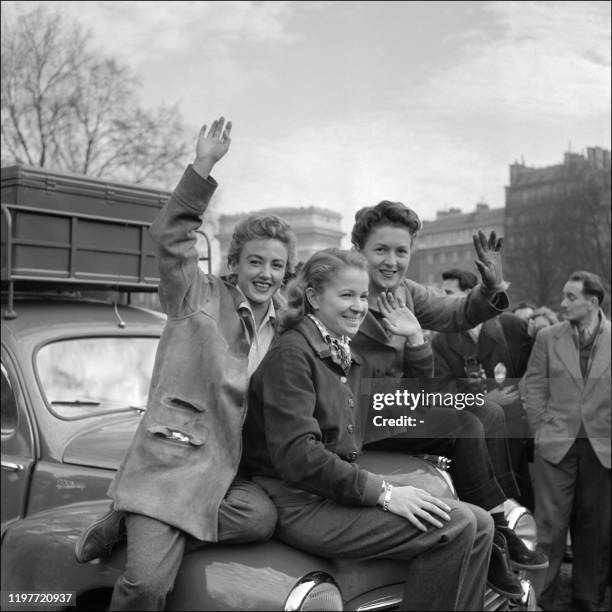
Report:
227,214,297,274
280,248,368,330
441,268,478,291
568,270,605,306
351,200,422,249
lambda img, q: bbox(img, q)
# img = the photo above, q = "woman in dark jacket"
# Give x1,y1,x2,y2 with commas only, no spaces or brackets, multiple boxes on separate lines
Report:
243,248,494,611
348,201,548,596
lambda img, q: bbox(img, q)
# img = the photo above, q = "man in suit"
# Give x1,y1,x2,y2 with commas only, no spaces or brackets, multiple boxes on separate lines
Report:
432,268,535,510
523,270,611,611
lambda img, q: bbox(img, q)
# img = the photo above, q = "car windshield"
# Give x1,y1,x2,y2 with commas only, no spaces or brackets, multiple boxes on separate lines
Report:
36,337,158,419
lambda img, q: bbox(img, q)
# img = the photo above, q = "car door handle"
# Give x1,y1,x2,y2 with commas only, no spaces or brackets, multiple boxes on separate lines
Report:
1,461,23,472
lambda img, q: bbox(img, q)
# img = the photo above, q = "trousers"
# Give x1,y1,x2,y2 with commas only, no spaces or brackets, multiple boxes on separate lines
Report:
465,398,521,500
109,478,277,611
534,439,611,607
264,488,494,611
366,407,508,510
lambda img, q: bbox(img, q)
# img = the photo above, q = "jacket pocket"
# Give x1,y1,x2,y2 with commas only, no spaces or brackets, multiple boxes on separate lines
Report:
146,395,208,449
147,423,206,448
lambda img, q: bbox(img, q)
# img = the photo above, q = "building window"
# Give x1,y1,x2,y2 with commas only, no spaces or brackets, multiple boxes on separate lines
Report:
426,254,434,264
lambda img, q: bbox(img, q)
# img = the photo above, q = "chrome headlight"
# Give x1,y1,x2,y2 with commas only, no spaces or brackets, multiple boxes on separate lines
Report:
507,505,537,552
284,571,343,611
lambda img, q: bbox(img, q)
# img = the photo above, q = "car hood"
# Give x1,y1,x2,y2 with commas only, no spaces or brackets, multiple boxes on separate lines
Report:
62,415,140,470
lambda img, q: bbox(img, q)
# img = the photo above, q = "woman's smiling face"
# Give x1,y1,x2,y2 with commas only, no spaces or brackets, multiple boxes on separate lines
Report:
359,225,414,294
307,266,369,338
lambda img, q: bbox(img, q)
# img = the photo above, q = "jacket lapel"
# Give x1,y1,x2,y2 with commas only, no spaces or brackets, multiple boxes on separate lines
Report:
358,311,393,347
553,323,583,387
478,321,500,366
584,316,611,393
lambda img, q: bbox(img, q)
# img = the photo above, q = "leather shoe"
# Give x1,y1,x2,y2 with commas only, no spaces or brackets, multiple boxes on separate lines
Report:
75,509,126,563
487,530,524,600
496,525,549,570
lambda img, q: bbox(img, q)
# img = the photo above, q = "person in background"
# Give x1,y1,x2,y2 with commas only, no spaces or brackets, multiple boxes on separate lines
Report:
243,248,495,611
529,306,559,334
512,302,536,321
523,271,610,612
433,268,535,510
75,118,298,611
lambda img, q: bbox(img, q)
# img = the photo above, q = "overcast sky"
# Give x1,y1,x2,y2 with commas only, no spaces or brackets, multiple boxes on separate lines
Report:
4,1,611,243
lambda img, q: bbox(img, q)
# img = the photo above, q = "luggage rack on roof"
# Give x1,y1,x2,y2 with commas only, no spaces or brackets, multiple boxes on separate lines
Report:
1,203,212,319
1,164,212,319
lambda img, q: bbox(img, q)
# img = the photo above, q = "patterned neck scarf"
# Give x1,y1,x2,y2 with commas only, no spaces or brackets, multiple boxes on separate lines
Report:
307,314,352,374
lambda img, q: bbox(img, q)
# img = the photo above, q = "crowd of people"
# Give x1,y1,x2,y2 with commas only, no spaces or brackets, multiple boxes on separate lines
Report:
74,118,610,612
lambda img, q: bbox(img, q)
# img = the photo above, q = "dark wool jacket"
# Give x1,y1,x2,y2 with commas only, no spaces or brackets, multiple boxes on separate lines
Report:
109,166,283,541
431,313,533,393
242,317,384,508
351,278,509,442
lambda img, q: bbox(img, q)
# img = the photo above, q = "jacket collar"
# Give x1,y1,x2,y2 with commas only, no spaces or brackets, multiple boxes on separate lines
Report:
221,276,286,331
294,317,362,365
552,310,610,384
357,310,392,346
583,310,610,384
552,320,583,382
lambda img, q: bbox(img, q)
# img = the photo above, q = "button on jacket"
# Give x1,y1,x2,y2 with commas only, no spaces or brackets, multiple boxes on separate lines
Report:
109,166,283,542
242,317,384,507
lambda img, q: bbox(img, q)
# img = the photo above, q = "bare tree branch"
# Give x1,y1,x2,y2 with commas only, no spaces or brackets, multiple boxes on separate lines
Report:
1,4,189,188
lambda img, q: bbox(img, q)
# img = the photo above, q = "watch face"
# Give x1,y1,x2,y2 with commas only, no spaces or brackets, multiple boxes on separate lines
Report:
494,362,507,384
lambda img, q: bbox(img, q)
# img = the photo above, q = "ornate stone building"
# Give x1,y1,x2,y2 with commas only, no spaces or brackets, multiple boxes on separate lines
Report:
216,206,344,273
503,147,611,308
410,203,504,287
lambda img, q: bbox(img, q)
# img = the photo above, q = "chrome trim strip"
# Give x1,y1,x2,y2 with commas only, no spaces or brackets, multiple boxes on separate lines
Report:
355,595,403,611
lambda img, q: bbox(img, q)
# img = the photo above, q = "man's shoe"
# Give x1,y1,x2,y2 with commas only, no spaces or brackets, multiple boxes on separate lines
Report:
487,530,524,600
75,509,125,563
496,525,549,570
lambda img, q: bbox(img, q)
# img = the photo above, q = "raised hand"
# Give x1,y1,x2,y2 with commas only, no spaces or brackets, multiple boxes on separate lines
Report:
472,230,506,291
382,485,452,532
377,291,424,345
193,116,232,179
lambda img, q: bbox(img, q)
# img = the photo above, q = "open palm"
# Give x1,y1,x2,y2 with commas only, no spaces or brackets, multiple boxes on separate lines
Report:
196,117,232,163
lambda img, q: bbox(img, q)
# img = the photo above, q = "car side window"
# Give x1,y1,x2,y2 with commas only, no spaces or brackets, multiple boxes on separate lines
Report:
1,362,18,437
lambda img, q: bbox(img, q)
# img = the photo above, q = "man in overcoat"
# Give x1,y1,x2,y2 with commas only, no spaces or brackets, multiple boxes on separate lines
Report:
523,270,611,611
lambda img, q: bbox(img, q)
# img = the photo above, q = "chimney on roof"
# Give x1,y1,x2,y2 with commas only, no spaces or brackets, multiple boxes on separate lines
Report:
586,147,611,169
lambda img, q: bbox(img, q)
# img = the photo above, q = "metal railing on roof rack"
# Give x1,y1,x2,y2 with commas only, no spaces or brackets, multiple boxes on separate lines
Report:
1,203,212,318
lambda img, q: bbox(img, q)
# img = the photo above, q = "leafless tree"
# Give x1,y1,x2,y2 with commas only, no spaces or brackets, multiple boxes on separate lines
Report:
1,5,189,188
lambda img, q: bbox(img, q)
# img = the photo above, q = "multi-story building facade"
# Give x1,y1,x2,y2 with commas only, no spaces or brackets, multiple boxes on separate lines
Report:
504,147,611,309
216,206,344,273
410,203,504,287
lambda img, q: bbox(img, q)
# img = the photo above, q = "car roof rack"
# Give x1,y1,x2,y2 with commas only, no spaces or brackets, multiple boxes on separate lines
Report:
1,165,212,319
